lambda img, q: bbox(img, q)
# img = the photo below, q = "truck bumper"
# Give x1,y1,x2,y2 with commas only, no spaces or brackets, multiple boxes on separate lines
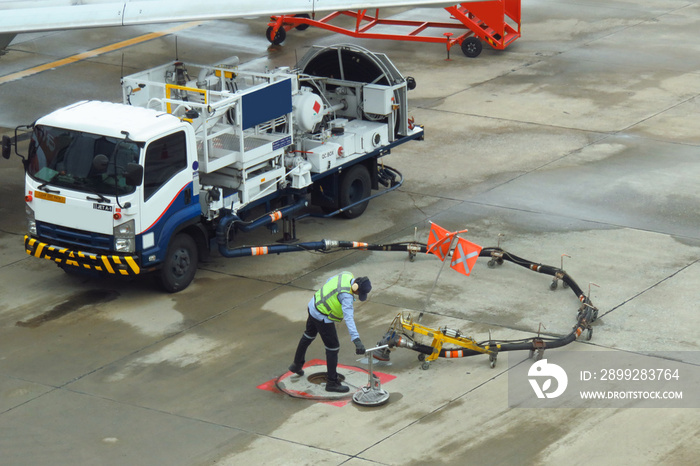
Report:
24,236,141,276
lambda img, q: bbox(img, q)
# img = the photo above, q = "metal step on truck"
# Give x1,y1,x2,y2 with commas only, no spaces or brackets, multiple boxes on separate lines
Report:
3,44,424,292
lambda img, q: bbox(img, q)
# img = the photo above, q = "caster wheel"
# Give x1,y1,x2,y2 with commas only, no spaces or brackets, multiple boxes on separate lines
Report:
266,26,286,45
586,328,593,341
294,13,311,30
550,281,558,291
417,353,426,362
461,37,482,58
421,362,430,370
488,260,496,268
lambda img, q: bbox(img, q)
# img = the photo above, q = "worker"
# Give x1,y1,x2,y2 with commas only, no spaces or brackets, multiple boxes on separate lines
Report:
288,272,372,393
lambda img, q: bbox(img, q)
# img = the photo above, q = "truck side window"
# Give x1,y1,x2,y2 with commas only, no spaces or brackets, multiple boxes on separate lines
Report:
143,131,187,201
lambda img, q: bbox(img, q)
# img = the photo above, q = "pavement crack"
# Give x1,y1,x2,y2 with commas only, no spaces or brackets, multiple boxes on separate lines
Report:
599,258,700,320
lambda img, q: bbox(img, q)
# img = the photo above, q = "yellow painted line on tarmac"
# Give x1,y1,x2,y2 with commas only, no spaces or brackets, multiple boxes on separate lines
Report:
0,21,204,86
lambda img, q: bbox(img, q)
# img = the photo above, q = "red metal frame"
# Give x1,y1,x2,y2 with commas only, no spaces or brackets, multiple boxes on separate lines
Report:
268,1,521,56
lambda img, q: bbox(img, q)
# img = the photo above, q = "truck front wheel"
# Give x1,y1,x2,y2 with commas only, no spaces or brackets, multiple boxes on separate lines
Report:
158,233,198,293
339,164,371,219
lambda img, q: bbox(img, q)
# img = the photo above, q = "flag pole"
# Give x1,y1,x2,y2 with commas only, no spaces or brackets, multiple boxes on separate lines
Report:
422,233,459,315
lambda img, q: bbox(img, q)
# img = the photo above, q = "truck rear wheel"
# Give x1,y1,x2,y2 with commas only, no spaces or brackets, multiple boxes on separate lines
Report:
158,233,198,293
339,164,371,219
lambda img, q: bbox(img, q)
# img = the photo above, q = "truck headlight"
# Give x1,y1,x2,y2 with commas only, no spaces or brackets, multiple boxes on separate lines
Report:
26,205,37,235
114,219,135,253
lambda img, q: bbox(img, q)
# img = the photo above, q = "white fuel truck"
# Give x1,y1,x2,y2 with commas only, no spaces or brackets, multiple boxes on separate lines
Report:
3,45,423,291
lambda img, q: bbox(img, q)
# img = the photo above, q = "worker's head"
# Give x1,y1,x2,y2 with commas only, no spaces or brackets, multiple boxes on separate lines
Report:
352,276,372,301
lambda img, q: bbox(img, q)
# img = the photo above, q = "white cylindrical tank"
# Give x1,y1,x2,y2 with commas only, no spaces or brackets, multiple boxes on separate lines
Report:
293,88,324,133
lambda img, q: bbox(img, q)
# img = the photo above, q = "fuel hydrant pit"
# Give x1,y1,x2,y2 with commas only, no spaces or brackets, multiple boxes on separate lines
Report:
305,372,346,385
275,362,368,402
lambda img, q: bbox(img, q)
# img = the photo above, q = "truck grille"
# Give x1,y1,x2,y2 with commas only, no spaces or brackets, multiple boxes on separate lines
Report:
36,222,112,252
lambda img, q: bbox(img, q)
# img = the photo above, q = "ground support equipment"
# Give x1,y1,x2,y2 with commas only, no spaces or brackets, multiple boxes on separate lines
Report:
377,246,599,369
352,345,392,407
267,1,521,58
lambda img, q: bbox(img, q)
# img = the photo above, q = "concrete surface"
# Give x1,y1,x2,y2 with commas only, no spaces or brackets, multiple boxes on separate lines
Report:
1,1,699,465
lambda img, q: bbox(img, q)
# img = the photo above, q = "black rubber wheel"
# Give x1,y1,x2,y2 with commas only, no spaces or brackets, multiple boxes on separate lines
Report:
158,233,198,293
295,14,311,31
266,26,286,45
339,164,371,219
461,37,482,58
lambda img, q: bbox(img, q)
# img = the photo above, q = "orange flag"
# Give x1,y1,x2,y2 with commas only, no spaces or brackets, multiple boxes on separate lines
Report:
426,222,453,261
450,237,482,276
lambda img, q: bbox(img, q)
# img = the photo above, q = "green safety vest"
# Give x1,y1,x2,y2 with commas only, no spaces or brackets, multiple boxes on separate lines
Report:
314,272,354,322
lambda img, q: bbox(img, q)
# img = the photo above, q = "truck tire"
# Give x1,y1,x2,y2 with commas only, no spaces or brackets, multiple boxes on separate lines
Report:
158,233,198,293
339,164,371,219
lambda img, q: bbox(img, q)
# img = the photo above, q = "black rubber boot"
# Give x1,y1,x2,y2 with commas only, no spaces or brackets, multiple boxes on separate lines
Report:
288,363,304,376
325,378,350,393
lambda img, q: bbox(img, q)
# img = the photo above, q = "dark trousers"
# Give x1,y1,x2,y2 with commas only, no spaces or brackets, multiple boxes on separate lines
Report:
293,311,341,381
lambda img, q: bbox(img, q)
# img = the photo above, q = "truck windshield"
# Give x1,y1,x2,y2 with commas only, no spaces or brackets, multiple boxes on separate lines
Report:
27,125,140,195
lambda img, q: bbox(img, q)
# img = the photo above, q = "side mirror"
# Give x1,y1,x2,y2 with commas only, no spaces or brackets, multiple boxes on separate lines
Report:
92,153,109,173
125,162,143,186
2,135,11,160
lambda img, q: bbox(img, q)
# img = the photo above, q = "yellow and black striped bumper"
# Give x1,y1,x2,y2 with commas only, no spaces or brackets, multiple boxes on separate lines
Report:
24,236,141,276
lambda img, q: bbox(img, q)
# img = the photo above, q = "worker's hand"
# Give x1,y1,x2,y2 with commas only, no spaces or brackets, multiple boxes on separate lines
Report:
353,338,366,355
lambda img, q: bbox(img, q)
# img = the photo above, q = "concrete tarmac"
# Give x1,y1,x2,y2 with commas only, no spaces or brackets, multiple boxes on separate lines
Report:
1,1,699,465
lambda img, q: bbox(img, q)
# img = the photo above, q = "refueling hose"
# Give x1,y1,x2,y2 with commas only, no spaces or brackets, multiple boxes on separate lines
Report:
215,165,405,257
217,237,426,259
381,246,599,359
215,219,598,358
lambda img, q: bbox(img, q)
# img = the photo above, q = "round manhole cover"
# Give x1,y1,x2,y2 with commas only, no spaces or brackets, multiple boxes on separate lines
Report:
275,363,368,401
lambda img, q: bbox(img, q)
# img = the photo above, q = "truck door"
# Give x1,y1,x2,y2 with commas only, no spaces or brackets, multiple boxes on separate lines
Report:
139,130,199,264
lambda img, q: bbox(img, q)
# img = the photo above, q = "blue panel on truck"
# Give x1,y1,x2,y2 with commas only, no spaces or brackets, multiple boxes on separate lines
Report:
241,78,293,130
140,182,201,265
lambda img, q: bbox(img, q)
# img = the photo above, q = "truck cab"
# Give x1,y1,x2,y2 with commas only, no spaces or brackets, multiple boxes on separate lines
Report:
24,101,202,289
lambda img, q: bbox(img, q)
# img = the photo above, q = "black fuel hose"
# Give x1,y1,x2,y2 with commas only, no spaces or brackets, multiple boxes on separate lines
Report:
480,247,586,299
216,237,427,259
388,318,588,359
382,247,598,359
